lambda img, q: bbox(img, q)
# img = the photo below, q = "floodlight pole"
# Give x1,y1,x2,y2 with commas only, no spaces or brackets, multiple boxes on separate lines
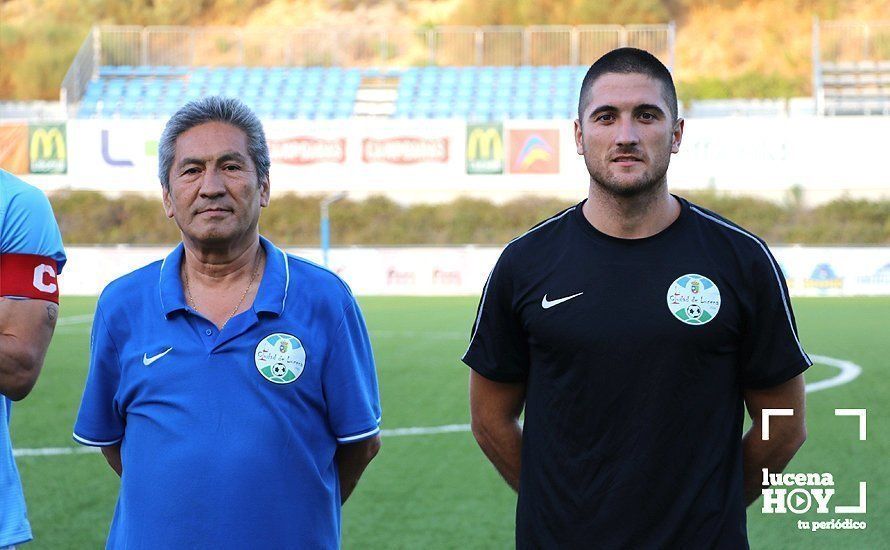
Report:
320,192,347,268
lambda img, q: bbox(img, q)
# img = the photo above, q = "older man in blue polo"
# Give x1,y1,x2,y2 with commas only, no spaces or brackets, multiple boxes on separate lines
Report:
74,96,381,548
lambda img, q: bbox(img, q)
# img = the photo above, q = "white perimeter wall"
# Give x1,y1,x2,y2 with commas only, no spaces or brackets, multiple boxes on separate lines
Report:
61,245,890,297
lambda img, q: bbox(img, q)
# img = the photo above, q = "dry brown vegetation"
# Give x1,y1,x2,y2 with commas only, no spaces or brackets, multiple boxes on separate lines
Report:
1,0,889,100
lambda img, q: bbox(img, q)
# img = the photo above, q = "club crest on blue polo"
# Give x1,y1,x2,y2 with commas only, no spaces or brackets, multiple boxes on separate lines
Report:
255,333,306,384
666,274,721,325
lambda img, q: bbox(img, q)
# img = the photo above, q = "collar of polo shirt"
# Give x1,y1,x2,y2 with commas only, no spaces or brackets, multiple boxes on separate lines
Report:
158,235,290,319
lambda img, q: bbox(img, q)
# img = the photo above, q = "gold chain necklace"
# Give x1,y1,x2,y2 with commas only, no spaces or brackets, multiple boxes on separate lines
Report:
183,247,262,329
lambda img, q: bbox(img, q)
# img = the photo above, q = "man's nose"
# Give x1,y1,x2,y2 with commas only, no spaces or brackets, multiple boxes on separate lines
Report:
615,118,640,147
199,167,227,197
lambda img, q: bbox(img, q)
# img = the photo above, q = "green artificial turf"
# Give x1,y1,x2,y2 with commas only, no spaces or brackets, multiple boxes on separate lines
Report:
10,296,888,549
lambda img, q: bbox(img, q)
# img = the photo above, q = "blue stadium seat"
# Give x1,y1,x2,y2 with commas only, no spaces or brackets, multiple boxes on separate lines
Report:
77,64,587,120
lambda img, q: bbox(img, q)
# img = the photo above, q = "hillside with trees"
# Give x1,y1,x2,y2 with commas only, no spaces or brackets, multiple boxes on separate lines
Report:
1,0,888,100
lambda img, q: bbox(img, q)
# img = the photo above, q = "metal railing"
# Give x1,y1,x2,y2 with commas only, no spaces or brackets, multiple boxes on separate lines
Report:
60,26,99,108
812,18,890,115
60,23,675,107
91,23,674,69
817,19,890,62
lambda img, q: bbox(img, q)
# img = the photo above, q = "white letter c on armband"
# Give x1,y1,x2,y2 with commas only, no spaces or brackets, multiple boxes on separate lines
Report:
33,264,58,294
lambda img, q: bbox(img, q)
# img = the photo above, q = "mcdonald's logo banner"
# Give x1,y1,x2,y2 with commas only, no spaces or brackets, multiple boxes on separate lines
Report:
29,124,67,174
466,123,504,175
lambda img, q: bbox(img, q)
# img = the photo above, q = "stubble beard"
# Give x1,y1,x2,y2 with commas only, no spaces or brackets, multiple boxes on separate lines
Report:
586,154,670,199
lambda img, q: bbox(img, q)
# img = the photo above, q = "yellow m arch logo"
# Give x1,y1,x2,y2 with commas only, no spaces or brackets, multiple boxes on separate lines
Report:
467,127,503,161
30,127,66,161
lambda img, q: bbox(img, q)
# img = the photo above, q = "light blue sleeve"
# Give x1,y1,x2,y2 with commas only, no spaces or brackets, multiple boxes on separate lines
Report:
322,297,382,444
0,171,66,273
73,303,124,446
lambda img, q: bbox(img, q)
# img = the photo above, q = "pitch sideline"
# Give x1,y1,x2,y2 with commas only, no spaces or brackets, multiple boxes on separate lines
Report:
17,323,861,458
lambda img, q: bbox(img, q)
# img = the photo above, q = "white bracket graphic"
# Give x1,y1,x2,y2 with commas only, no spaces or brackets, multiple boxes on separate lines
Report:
835,482,867,514
762,408,794,440
834,409,867,441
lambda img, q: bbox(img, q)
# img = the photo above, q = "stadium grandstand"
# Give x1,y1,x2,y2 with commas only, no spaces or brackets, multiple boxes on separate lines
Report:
813,19,890,115
58,20,890,120
62,24,673,120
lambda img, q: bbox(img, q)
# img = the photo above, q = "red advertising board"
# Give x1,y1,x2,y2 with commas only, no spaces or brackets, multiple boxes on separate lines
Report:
362,137,449,164
268,136,346,165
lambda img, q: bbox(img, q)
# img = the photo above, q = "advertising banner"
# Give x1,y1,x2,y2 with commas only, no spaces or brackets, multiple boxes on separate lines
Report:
67,119,164,190
59,245,890,297
466,123,504,175
53,116,890,201
29,123,67,174
267,136,346,166
0,123,29,175
507,128,560,174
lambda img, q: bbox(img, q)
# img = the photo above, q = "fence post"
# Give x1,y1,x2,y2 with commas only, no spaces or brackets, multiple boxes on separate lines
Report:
427,29,436,66
570,27,579,66
93,25,101,73
863,24,870,59
522,28,531,65
812,16,823,116
668,21,676,72
141,27,149,66
475,28,483,65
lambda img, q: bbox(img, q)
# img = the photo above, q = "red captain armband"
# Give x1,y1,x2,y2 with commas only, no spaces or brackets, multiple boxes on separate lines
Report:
0,253,60,303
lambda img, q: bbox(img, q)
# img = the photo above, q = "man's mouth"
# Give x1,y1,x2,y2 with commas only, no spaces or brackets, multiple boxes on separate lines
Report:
612,155,642,162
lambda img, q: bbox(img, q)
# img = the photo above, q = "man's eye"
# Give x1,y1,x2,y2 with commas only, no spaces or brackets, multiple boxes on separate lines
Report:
223,164,241,171
596,114,614,122
639,112,656,121
182,167,200,176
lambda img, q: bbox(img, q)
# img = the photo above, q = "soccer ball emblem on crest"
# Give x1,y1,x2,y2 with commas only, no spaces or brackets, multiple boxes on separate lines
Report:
272,363,288,377
254,333,306,384
666,274,721,325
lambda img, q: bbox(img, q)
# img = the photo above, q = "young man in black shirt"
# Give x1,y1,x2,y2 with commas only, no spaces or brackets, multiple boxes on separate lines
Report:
463,48,810,548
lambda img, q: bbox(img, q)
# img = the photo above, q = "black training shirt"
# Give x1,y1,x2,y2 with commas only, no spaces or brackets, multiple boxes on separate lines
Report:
462,196,811,549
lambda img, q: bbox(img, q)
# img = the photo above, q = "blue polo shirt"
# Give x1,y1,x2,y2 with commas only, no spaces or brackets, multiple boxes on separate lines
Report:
73,236,381,549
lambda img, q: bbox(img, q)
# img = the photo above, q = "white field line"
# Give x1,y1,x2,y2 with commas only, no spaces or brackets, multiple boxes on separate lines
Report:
805,354,862,393
13,424,473,458
16,351,860,458
372,330,466,340
56,314,94,326
52,317,468,340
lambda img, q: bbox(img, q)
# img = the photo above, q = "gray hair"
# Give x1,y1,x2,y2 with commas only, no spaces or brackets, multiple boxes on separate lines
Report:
158,96,271,191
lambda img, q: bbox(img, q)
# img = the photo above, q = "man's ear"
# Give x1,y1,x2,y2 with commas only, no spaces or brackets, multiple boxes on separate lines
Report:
574,118,584,156
259,176,271,208
162,185,175,218
671,118,684,154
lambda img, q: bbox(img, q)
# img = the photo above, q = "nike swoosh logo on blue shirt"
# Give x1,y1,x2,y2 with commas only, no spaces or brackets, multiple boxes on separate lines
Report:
142,347,173,366
541,292,584,309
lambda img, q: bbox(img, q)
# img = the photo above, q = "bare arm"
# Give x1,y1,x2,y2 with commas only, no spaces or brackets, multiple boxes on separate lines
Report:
101,444,123,477
0,297,58,401
469,370,526,492
336,435,380,504
742,373,807,506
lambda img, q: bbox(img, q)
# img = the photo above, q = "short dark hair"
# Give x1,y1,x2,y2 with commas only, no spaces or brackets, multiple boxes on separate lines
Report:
158,96,270,191
577,47,678,122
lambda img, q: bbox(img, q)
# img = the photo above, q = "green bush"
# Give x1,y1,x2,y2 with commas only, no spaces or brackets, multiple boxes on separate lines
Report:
677,72,807,102
48,191,890,246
